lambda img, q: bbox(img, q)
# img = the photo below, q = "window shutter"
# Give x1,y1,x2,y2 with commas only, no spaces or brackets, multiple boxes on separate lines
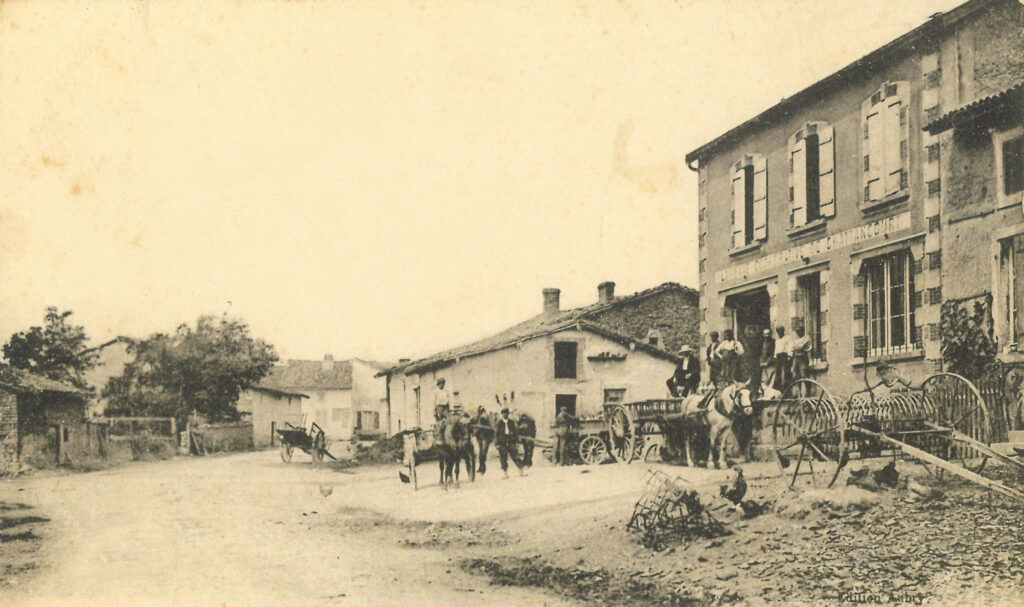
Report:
752,156,767,240
884,98,903,195
791,139,807,227
865,106,883,202
818,125,835,217
732,169,745,248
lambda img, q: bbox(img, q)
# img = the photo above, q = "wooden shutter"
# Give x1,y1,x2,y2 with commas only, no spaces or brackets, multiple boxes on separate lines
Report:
866,105,883,202
884,97,903,196
818,124,835,216
791,138,806,227
752,155,767,240
732,169,745,248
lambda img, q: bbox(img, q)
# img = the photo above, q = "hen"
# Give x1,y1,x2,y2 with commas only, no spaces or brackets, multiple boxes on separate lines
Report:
719,467,747,506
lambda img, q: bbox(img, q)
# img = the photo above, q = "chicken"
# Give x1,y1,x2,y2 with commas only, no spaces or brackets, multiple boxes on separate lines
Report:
319,485,334,498
719,467,747,506
871,460,899,488
1013,447,1024,459
398,471,411,484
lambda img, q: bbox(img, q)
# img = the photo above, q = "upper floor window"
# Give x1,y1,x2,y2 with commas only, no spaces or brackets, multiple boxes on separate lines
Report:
995,127,1024,207
731,154,767,248
861,81,909,205
789,122,835,227
554,341,578,379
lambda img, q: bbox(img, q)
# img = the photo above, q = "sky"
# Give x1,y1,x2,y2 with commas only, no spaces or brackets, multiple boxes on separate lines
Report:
0,0,967,362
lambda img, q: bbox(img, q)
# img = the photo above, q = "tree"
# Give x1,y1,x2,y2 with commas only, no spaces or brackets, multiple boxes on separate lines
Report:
940,297,998,380
3,307,98,390
103,314,277,424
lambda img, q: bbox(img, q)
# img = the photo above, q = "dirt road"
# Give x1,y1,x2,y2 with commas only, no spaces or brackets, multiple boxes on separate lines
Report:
1,452,580,607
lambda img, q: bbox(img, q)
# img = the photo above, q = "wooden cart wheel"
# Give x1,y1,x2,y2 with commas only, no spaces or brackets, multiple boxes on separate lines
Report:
578,435,607,465
772,379,845,487
606,404,636,463
311,431,326,465
922,373,991,473
280,444,294,462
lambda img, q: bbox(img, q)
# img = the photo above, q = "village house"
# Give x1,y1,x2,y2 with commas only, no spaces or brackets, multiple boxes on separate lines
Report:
684,0,1024,397
235,385,308,448
0,367,89,474
81,336,135,417
379,282,700,440
255,356,389,442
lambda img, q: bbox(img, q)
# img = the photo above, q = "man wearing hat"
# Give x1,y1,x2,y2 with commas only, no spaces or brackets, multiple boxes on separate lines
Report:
666,345,700,397
433,378,451,419
495,407,523,478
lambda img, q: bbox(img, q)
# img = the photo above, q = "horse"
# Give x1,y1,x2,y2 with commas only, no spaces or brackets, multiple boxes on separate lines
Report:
468,409,496,474
436,413,475,490
707,382,756,469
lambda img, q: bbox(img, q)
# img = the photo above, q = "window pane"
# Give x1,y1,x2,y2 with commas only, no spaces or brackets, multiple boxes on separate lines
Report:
744,165,755,243
805,134,820,220
889,254,906,347
554,342,578,379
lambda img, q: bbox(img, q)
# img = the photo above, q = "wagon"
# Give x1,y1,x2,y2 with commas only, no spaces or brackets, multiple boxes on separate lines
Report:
562,405,642,465
769,373,1024,501
276,422,335,464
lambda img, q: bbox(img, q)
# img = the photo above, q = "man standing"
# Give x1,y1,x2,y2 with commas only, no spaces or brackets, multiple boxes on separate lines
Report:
495,407,523,478
743,326,763,395
667,345,700,397
517,411,536,471
773,326,792,390
470,405,494,475
706,331,722,386
790,325,811,385
714,329,745,384
760,328,776,389
553,405,577,466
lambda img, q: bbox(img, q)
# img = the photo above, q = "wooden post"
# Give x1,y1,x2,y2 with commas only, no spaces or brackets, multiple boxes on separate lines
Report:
170,418,177,440
56,423,64,465
271,421,276,446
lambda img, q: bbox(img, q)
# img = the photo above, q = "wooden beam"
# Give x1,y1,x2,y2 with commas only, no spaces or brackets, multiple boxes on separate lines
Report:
852,424,1024,504
926,422,1024,472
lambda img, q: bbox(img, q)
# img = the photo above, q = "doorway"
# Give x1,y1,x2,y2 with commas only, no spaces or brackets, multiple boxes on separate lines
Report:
555,394,577,417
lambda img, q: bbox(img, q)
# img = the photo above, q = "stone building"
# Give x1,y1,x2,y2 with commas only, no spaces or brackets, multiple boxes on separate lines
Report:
235,385,308,448
256,357,389,441
379,282,699,439
684,0,1024,396
0,367,86,474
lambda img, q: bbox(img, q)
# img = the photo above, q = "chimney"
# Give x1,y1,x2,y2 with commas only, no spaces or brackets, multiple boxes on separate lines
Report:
322,353,334,371
598,281,616,303
542,288,561,314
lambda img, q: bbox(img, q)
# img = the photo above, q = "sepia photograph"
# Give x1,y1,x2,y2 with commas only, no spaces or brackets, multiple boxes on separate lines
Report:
1,0,1023,605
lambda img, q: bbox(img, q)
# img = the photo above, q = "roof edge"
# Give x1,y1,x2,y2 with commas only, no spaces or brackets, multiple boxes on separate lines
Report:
684,0,1003,164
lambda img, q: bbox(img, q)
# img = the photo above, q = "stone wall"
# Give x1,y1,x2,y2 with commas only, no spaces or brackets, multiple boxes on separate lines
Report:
0,390,18,475
588,288,700,354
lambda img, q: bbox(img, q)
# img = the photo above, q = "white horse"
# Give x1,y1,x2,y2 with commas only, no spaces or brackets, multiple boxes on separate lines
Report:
707,382,755,469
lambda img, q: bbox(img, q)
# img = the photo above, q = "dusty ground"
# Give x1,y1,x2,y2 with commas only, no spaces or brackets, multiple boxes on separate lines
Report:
1,450,1022,606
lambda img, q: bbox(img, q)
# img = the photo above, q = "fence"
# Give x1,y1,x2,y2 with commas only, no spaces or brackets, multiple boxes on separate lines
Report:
974,363,1024,443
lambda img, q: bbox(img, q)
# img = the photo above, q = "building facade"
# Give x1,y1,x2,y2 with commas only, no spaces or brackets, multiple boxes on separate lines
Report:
685,0,1024,396
256,356,389,441
380,282,699,440
236,386,307,448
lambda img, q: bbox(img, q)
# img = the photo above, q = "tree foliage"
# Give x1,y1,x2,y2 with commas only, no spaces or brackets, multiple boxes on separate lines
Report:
3,307,98,390
940,297,998,380
103,315,277,423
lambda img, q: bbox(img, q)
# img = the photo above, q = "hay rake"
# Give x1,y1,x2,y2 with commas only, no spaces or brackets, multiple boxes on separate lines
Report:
770,373,1024,502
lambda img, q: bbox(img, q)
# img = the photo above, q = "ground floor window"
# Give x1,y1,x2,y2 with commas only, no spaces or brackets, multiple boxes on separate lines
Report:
863,251,915,356
998,234,1024,352
356,411,379,430
794,272,824,361
603,388,625,405
555,394,577,417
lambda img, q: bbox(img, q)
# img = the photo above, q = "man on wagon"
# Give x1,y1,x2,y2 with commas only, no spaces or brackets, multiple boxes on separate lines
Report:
433,378,452,418
667,345,700,397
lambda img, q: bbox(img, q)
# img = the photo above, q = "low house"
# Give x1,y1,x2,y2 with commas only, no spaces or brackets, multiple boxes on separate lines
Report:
81,336,135,417
380,282,699,440
236,385,308,448
0,366,88,473
256,357,390,441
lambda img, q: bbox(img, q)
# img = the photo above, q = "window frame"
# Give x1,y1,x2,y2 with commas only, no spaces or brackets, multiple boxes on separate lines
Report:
862,251,917,357
553,340,579,379
861,82,910,209
788,122,835,230
994,126,1024,210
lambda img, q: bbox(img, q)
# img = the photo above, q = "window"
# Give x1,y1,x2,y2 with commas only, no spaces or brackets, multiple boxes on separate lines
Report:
862,82,909,205
554,341,578,379
789,123,835,227
645,328,661,347
793,273,824,361
413,386,421,426
997,235,1024,352
995,128,1024,207
356,411,379,430
555,394,577,416
863,251,916,356
731,154,767,247
604,389,626,405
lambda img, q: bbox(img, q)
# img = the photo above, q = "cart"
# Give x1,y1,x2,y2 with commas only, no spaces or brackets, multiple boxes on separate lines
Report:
560,405,640,465
276,422,335,464
769,373,1024,501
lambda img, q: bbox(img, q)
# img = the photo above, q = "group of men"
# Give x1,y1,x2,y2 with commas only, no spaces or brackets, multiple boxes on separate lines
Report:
665,324,812,398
